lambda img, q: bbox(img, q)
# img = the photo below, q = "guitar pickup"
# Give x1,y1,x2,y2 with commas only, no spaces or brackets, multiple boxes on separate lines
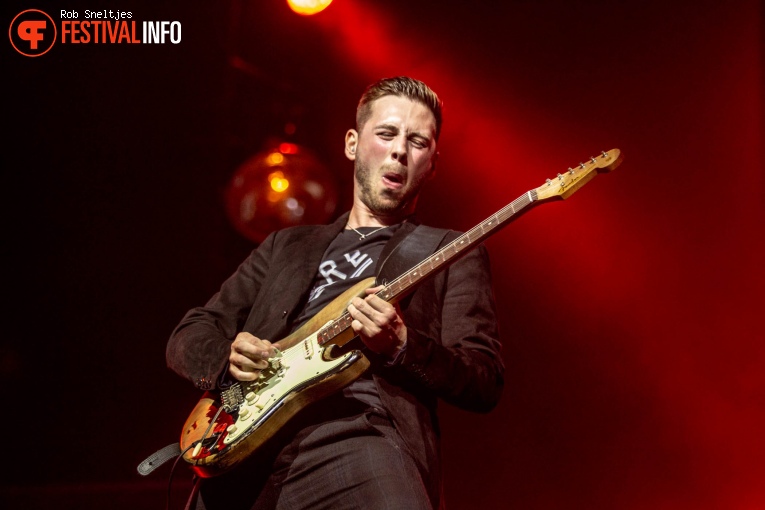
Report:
303,339,314,359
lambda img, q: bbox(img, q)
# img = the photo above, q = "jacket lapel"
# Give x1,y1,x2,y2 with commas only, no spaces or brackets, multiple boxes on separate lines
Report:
374,219,418,282
283,212,350,319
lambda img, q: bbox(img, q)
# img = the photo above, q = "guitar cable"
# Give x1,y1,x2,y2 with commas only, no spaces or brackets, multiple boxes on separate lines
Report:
169,406,226,509
164,405,224,510
165,443,196,510
137,405,225,510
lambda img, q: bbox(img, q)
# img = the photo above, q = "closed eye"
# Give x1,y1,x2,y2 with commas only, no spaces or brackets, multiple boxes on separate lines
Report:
409,136,429,149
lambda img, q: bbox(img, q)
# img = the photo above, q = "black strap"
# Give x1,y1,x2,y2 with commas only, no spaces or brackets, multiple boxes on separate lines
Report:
137,442,182,476
376,225,450,284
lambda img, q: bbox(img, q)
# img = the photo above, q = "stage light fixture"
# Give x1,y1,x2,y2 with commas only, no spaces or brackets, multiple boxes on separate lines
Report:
286,0,333,16
225,142,338,243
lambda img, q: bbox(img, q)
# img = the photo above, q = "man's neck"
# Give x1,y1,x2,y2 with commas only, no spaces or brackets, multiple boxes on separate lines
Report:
347,204,412,229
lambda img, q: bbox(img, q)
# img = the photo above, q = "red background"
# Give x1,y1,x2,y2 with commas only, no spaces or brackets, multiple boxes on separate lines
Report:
3,0,762,508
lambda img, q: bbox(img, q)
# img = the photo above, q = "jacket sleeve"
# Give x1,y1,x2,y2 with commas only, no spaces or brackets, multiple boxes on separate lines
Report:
393,244,504,412
165,232,275,390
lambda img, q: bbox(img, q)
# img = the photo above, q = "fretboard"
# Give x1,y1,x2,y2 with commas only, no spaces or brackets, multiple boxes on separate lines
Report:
316,189,538,346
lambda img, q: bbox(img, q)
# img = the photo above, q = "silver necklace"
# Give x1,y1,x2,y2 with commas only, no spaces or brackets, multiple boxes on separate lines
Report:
347,224,390,240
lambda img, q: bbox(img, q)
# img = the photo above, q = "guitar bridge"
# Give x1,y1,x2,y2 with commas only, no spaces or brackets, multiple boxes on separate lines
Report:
221,383,244,413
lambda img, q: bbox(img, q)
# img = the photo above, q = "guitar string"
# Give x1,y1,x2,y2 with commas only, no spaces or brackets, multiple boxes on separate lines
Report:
287,193,534,352
240,160,598,377
249,159,606,373
236,191,543,415
380,193,533,302
230,209,515,419
229,158,613,407
252,192,536,375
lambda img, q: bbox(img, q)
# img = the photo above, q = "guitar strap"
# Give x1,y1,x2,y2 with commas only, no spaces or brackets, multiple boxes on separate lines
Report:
376,224,451,285
137,441,181,476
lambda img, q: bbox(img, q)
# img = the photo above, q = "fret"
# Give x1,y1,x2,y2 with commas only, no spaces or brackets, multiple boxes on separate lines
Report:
484,213,499,231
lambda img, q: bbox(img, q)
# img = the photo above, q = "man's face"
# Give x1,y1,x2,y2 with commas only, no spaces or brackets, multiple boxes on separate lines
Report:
346,95,438,217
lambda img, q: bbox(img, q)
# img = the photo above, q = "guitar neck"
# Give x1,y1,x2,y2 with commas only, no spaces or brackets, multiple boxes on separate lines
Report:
380,189,538,301
316,147,623,347
317,189,539,346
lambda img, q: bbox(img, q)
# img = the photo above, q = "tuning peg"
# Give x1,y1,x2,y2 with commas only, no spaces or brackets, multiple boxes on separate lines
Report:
601,150,608,158
546,178,552,186
579,162,586,169
568,167,575,175
590,157,597,163
557,173,563,180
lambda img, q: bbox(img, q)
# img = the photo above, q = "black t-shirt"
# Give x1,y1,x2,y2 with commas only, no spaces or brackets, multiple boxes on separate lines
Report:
292,224,402,410
293,225,401,328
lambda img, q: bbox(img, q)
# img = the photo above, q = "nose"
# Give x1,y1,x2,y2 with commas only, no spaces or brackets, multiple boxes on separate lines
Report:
390,135,408,165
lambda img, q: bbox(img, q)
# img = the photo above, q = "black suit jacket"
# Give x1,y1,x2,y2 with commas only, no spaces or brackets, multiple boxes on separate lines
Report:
166,212,504,509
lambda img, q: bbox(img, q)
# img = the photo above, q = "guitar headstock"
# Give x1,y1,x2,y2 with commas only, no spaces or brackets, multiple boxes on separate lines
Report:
535,149,623,201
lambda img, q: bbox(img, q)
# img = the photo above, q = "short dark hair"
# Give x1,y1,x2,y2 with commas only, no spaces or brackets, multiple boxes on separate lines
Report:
356,76,443,140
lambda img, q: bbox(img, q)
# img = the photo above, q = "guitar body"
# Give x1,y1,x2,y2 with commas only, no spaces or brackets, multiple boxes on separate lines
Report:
180,278,375,478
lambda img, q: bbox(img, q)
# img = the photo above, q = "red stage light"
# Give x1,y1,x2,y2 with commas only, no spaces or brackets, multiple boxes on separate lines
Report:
287,0,333,16
279,142,299,154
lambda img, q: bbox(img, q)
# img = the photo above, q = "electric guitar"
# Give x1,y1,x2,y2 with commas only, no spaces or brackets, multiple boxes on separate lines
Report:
180,148,624,477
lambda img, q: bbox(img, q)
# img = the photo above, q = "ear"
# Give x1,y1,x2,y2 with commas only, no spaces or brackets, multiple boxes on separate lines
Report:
345,129,358,161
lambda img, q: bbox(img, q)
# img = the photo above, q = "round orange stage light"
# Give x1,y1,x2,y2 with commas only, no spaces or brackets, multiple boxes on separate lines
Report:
286,0,333,16
225,143,338,243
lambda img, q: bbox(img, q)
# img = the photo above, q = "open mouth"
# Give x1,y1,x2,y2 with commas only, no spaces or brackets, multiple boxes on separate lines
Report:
382,172,405,189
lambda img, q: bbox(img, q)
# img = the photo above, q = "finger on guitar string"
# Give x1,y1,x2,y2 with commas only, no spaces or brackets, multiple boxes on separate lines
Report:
348,300,383,333
229,358,265,381
348,297,407,357
350,293,400,328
